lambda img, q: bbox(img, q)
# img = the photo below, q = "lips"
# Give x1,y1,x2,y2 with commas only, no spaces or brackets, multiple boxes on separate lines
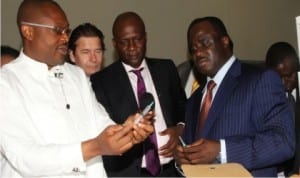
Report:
196,57,208,67
57,45,68,55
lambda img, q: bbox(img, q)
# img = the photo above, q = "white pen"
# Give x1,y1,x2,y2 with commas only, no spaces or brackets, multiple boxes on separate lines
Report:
178,136,186,147
134,101,154,124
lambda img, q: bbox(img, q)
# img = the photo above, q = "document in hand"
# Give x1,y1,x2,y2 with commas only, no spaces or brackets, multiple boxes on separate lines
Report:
181,163,252,177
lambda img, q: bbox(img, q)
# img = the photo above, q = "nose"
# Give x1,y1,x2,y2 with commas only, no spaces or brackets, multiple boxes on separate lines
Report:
193,48,205,59
128,39,137,50
90,52,99,62
60,33,69,43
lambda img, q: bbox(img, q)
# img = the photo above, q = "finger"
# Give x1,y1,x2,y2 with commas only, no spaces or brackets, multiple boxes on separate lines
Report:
123,115,136,127
132,131,143,144
142,111,155,123
106,125,124,135
119,140,134,154
176,145,184,152
183,145,202,153
113,124,133,140
190,139,205,146
178,157,190,164
185,151,206,163
159,149,173,157
132,130,145,143
117,134,133,148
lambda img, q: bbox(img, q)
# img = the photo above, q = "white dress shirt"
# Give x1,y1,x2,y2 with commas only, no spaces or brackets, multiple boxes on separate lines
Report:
184,70,196,98
0,51,115,178
122,60,173,166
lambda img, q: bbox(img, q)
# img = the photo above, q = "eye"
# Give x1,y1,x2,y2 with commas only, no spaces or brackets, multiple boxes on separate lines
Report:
53,26,71,35
80,50,89,54
201,38,213,48
95,49,103,53
118,40,129,46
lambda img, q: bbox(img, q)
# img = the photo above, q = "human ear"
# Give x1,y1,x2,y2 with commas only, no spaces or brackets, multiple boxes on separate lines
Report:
68,50,76,63
21,25,33,41
221,36,230,48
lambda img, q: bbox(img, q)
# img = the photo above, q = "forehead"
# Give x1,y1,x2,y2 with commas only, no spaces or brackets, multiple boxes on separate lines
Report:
76,37,101,47
33,3,69,26
189,21,217,39
115,18,145,38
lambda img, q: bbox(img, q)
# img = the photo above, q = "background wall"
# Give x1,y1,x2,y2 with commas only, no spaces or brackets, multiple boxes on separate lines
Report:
1,0,300,66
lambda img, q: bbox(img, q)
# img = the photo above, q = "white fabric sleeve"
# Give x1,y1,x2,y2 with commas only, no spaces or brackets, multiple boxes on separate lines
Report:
88,80,116,130
1,133,86,177
0,78,87,177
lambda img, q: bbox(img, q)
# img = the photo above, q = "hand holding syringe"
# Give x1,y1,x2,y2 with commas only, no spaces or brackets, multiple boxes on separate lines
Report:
134,101,154,124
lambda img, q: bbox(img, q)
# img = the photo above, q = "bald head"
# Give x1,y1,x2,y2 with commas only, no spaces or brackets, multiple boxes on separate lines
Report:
17,0,66,27
112,11,145,38
16,0,70,68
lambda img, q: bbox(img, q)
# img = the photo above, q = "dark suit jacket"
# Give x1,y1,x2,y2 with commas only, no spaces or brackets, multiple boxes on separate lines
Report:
90,58,186,177
184,59,295,177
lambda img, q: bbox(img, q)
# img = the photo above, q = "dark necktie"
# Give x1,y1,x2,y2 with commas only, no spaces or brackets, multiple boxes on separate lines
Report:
131,68,160,176
288,92,296,109
197,80,216,135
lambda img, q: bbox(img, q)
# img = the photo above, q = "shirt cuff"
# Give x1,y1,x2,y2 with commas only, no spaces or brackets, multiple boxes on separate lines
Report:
176,122,185,127
220,139,227,163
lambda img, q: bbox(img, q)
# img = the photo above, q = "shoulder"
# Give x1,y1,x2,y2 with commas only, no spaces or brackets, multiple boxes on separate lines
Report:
145,57,177,69
90,61,123,84
146,57,174,64
177,60,192,70
64,63,86,78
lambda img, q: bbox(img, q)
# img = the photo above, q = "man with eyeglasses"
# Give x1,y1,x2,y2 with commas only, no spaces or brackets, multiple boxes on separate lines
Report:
0,1,154,178
175,16,295,177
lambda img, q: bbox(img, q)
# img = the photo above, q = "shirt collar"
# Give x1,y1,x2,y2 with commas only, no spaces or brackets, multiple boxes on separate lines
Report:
19,50,65,78
122,59,148,73
207,55,236,86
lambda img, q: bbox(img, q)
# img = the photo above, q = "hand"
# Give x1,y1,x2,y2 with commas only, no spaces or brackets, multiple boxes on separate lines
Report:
95,124,134,155
123,112,155,144
133,111,155,144
159,124,184,158
175,145,190,165
183,139,220,164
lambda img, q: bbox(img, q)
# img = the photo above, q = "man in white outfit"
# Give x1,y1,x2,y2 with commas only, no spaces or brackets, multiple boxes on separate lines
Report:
0,1,154,178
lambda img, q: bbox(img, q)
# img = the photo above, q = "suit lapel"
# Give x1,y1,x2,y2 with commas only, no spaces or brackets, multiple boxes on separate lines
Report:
201,60,241,137
116,61,139,121
146,58,162,96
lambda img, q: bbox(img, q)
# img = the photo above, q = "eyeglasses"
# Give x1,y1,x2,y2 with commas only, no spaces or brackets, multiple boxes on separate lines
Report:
21,21,71,36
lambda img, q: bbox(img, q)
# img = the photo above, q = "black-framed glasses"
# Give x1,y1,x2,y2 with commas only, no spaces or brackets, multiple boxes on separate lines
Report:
21,21,71,36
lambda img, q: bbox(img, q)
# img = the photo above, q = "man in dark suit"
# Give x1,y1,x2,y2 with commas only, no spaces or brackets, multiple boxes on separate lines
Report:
91,12,186,177
175,17,295,177
265,41,300,176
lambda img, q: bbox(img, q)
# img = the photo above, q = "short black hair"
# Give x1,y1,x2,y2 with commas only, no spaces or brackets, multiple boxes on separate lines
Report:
112,11,145,38
187,16,233,53
68,23,105,52
265,41,299,69
1,45,19,58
